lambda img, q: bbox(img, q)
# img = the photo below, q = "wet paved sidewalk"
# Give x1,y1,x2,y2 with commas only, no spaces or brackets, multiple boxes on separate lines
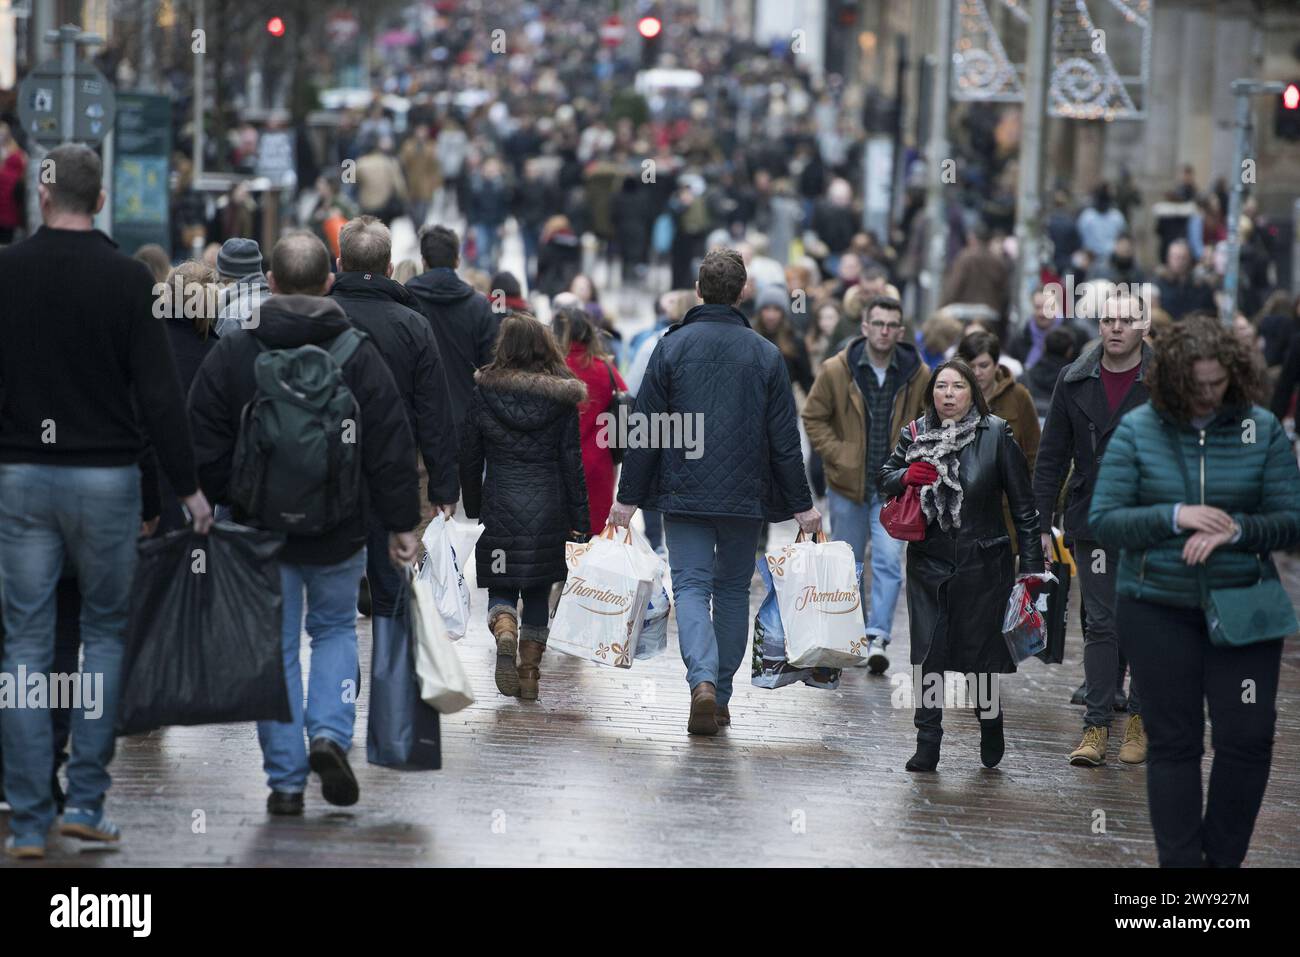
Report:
4,522,1299,867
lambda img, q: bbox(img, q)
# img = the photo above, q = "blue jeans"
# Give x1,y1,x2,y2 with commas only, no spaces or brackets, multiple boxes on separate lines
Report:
472,223,500,272
642,508,664,551
257,549,367,793
0,464,140,842
827,488,904,643
663,515,763,707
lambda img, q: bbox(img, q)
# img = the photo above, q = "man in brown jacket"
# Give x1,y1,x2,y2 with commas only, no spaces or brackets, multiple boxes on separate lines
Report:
803,296,930,673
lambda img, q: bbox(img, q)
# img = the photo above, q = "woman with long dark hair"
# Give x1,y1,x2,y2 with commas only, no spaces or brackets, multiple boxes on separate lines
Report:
879,359,1044,772
1090,315,1300,867
459,313,591,700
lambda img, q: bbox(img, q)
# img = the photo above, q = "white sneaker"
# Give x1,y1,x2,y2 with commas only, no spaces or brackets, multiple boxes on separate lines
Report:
866,638,890,675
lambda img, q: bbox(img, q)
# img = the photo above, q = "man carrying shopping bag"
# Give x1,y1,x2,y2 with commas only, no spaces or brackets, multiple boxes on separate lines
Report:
609,248,820,735
189,232,421,815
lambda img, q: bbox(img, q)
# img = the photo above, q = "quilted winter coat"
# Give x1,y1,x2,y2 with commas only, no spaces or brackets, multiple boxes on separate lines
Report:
616,303,812,521
458,368,591,588
1089,402,1300,608
879,413,1044,675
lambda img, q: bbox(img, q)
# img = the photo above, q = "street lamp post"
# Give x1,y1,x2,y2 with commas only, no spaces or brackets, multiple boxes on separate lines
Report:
1223,78,1284,326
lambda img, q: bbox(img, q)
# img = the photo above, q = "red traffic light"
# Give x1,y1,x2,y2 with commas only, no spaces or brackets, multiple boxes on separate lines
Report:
638,16,662,39
266,16,286,38
1284,83,1300,110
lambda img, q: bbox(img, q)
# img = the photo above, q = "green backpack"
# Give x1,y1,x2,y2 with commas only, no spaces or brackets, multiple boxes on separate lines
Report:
229,329,365,535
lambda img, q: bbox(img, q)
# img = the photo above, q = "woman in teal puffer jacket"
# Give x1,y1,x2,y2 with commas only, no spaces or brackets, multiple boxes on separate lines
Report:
1090,315,1300,868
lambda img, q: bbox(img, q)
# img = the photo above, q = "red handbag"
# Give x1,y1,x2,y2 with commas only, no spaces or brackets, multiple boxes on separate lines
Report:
880,421,927,542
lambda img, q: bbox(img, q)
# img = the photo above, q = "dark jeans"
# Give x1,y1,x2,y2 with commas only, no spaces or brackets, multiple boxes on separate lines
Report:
1074,540,1141,727
642,508,664,551
365,518,404,618
1117,595,1283,868
488,585,551,629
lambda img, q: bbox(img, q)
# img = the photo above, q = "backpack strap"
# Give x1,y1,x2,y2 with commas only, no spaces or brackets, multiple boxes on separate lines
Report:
326,327,366,368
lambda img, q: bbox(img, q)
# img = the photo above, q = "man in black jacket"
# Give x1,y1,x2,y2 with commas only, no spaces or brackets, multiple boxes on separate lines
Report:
188,231,420,815
406,224,501,433
1034,293,1151,768
0,144,212,859
329,216,459,618
609,248,820,736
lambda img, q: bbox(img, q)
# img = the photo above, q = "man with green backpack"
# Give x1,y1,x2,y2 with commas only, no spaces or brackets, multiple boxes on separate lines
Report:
188,231,421,815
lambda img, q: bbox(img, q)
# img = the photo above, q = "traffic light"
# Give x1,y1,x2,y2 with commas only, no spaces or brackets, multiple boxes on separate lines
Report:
638,16,662,68
1277,82,1300,140
266,16,286,38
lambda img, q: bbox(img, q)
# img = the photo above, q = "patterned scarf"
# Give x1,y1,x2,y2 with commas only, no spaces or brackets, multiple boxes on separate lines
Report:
904,408,981,531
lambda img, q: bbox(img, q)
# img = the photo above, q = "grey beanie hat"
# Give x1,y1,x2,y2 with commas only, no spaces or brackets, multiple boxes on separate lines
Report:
755,284,790,316
217,238,263,279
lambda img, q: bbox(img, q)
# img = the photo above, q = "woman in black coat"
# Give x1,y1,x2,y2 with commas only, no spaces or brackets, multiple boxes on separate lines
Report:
879,358,1045,772
459,312,591,701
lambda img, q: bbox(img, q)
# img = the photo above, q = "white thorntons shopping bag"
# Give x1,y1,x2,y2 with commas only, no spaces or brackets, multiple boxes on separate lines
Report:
408,568,475,714
766,533,868,669
550,525,655,668
417,514,477,640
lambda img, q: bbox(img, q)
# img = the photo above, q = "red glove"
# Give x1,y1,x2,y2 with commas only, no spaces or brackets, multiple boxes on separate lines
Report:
903,462,939,487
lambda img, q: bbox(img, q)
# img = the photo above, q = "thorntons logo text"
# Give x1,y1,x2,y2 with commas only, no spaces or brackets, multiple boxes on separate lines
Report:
562,577,630,612
794,585,860,613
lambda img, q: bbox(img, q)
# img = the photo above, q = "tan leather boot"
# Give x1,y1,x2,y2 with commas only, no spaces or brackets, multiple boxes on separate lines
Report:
488,606,520,697
517,624,546,700
1069,725,1108,766
688,682,718,736
715,704,731,726
1119,714,1148,765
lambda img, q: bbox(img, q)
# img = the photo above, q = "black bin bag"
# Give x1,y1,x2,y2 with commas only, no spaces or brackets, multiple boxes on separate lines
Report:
118,522,291,735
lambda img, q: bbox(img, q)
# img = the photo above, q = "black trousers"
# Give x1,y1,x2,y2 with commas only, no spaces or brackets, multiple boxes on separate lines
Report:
487,585,551,629
1117,595,1283,868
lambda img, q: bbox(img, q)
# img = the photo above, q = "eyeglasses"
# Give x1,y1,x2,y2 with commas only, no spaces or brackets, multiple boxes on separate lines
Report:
866,321,903,332
1099,317,1142,328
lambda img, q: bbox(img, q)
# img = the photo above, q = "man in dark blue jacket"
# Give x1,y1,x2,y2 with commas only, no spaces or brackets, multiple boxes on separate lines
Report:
610,248,820,736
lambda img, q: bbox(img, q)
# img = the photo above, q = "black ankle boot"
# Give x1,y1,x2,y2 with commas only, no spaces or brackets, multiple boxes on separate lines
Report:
906,739,941,772
979,714,1005,768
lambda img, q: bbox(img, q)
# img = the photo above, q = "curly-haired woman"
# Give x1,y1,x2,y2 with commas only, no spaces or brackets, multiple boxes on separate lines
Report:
1090,314,1300,867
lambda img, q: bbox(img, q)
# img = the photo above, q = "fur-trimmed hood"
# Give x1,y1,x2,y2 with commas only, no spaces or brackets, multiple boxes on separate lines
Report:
474,367,587,432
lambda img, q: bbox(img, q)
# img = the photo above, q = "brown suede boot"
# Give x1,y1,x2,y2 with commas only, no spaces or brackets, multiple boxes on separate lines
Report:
517,624,546,700
715,704,731,727
488,605,520,697
688,681,718,736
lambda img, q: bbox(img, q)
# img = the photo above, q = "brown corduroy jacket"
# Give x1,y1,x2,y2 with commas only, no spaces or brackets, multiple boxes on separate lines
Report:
802,338,930,504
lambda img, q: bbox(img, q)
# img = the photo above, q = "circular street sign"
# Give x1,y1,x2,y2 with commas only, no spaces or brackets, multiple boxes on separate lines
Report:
17,58,117,148
600,15,626,47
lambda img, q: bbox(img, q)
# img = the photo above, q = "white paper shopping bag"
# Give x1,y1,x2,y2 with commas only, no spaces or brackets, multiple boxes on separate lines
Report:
550,526,654,668
766,533,867,669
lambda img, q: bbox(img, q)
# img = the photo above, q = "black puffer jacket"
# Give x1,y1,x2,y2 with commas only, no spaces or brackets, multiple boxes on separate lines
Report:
188,295,420,565
405,267,502,431
329,271,459,503
879,413,1043,675
459,368,590,588
616,303,812,521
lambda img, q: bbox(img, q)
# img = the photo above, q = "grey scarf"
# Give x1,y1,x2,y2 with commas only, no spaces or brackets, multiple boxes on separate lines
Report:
904,409,980,531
